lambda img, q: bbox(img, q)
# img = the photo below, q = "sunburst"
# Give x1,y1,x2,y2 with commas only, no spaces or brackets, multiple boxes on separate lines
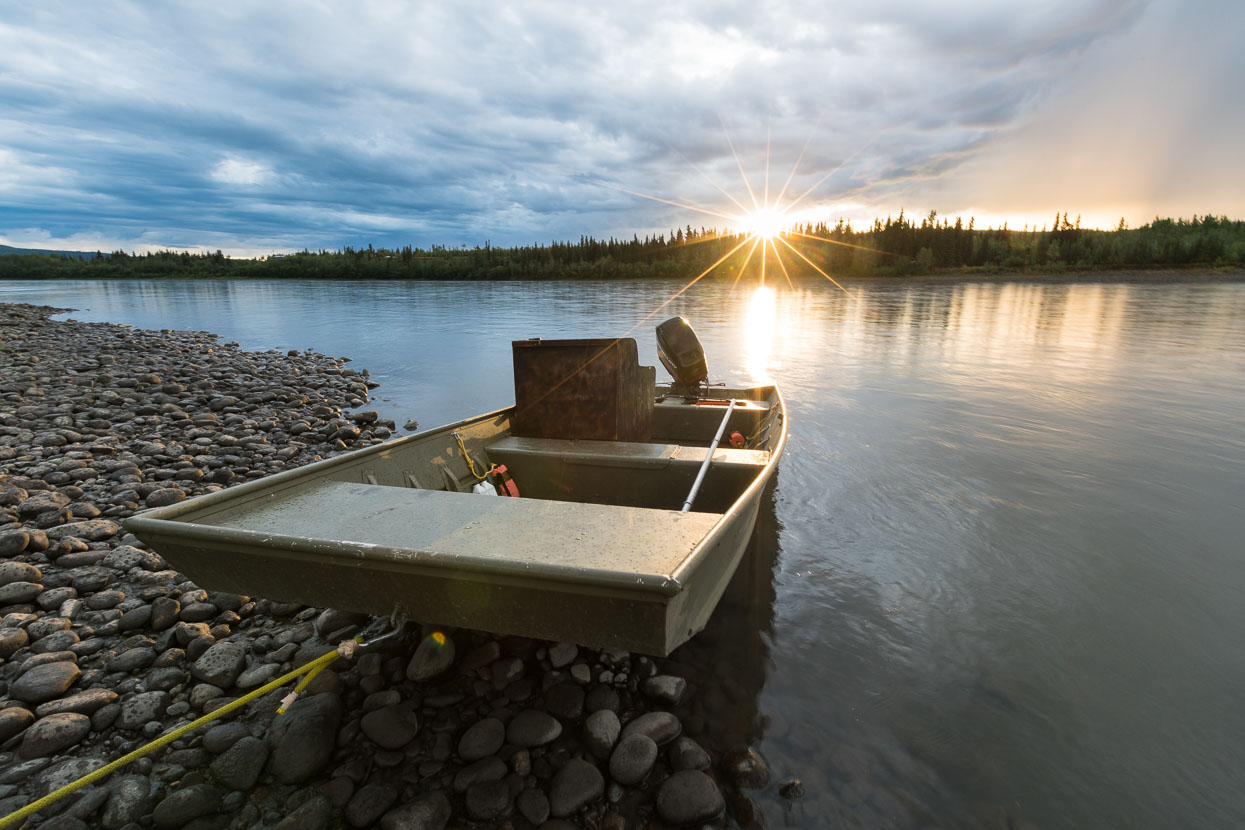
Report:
598,124,897,299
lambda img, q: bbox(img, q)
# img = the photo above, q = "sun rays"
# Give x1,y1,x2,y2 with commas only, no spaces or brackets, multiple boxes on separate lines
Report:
596,125,900,301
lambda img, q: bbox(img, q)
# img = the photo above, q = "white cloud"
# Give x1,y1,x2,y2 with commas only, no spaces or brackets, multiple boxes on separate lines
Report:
210,157,273,187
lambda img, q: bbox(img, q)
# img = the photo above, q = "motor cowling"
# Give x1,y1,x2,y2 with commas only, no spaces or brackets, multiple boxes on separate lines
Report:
656,316,708,389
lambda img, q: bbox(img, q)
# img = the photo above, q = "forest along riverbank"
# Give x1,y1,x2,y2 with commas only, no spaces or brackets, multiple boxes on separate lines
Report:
0,303,772,829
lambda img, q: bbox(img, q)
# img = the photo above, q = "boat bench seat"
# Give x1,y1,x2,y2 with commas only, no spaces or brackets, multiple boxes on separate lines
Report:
485,436,769,510
486,436,769,471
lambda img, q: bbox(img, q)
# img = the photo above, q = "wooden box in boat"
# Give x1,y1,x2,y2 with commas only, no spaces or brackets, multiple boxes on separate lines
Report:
123,341,785,655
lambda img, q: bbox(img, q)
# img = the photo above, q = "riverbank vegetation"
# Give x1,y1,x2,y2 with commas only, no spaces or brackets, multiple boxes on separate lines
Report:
2,214,1242,281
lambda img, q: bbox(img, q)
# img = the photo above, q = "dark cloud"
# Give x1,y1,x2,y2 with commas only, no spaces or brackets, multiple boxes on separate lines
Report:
0,0,1236,253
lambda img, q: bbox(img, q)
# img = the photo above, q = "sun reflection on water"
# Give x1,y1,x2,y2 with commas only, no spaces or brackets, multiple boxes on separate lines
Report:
745,284,777,382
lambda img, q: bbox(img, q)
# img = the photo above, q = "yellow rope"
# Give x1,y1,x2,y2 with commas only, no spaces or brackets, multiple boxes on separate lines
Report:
453,432,495,481
0,643,351,829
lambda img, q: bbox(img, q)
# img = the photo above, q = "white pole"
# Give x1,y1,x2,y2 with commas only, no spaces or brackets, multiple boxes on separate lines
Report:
681,399,737,512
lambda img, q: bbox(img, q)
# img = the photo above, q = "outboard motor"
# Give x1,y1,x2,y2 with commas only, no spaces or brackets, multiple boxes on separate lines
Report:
656,316,708,394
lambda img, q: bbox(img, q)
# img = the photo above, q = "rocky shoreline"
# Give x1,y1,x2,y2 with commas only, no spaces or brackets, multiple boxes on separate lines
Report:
0,304,772,829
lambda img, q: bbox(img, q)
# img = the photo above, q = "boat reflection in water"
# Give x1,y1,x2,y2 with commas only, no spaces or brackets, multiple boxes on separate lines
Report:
661,475,782,769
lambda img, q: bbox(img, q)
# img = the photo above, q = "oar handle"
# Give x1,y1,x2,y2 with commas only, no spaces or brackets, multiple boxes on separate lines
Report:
681,398,737,512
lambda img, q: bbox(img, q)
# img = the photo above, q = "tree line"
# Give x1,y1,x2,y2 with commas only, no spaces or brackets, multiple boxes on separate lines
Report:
2,214,1241,281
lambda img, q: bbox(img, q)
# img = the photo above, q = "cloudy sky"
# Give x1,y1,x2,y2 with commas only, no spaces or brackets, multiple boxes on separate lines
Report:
1,0,1242,255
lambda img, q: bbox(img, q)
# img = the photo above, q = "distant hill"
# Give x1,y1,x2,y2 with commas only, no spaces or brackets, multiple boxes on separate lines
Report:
0,244,102,259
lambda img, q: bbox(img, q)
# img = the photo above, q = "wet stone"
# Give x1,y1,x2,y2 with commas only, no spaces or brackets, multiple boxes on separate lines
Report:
724,747,771,789
0,581,43,605
118,691,170,730
0,561,41,586
621,711,682,746
103,775,157,828
643,674,687,705
0,626,28,659
466,779,511,821
657,770,725,825
610,733,658,785
507,709,563,747
10,660,81,704
458,716,505,762
108,647,157,673
406,632,455,681
584,709,621,760
345,782,398,829
546,682,586,719
548,641,578,668
150,597,181,630
19,712,91,758
209,735,268,790
517,787,550,825
453,756,508,793
550,757,605,818
668,736,711,771
0,708,35,743
0,531,29,557
268,692,341,784
360,702,420,750
379,791,451,830
152,783,221,829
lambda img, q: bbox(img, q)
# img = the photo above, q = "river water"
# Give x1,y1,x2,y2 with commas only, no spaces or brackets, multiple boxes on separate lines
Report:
2,276,1243,827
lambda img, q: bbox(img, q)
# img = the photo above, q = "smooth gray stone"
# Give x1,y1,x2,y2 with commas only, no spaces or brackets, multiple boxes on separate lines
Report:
548,641,578,668
549,757,605,817
209,735,268,791
465,779,511,821
506,709,562,747
273,792,332,830
202,722,250,754
0,626,28,659
620,711,681,746
668,736,711,771
406,632,455,681
584,709,621,760
457,717,505,762
344,782,398,829
656,769,725,825
0,581,43,605
19,713,91,759
0,708,34,743
453,756,507,794
379,791,451,830
102,775,157,829
360,702,420,750
151,783,221,829
0,561,41,586
642,674,687,704
108,647,157,673
268,692,341,784
9,660,81,704
35,688,118,717
517,787,550,825
609,733,658,785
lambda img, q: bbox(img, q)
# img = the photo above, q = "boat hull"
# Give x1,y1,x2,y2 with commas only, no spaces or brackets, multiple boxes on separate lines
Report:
124,385,786,655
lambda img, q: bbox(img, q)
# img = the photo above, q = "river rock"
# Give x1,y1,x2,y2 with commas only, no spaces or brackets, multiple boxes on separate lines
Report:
458,716,505,761
584,709,621,759
19,713,91,758
360,702,420,749
0,708,34,743
145,488,186,507
723,747,771,789
609,733,658,785
149,596,181,630
668,736,711,771
517,787,550,825
620,710,682,745
118,691,170,730
0,626,29,658
190,640,247,688
380,791,451,830
35,688,118,718
0,581,43,605
465,779,511,821
46,520,120,541
549,757,605,817
102,775,157,828
507,708,562,747
345,782,399,828
656,770,725,825
209,735,268,790
406,632,455,681
453,756,507,793
548,641,578,668
269,692,341,783
10,660,81,704
152,783,221,829
0,530,29,557
643,674,687,704
0,561,41,586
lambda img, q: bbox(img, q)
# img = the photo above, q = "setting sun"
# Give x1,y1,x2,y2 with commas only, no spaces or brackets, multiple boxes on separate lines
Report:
740,208,787,240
